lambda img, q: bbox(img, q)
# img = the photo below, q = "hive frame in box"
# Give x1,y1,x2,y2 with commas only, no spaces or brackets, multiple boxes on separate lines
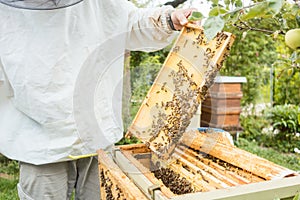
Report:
108,141,300,200
98,149,148,200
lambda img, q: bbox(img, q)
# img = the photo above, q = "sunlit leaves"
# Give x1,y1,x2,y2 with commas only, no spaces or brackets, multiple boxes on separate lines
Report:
293,192,300,200
188,11,204,21
211,0,219,5
222,0,243,8
287,68,293,76
209,7,228,17
203,16,225,41
242,0,284,20
290,51,300,63
202,0,284,41
241,2,269,20
268,0,284,15
234,0,243,8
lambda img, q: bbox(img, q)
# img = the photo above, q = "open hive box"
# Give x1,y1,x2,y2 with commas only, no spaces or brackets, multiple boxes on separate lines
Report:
98,130,300,200
97,24,300,200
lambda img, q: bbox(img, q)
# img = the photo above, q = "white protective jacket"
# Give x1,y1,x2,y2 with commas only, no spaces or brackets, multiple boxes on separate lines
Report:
0,0,175,165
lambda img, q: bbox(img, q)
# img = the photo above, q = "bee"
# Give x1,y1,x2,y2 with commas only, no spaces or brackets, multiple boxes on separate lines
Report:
183,39,188,48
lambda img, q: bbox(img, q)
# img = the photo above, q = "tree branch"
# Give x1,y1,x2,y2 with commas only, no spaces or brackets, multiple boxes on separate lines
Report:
221,2,261,17
234,21,275,34
164,0,188,8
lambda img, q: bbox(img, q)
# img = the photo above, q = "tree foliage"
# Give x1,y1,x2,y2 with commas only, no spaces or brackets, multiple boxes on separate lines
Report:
222,20,277,105
271,3,300,105
129,0,300,110
129,49,170,118
206,0,300,105
240,104,300,153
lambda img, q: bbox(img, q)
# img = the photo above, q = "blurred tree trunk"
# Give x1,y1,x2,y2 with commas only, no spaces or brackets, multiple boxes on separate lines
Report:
122,50,132,132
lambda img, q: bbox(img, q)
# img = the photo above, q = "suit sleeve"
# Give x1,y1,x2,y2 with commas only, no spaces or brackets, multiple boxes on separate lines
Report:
125,2,178,52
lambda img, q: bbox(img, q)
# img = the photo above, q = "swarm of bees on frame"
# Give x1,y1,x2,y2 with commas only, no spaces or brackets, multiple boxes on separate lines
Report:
143,29,232,158
153,167,194,195
147,29,233,195
127,27,234,197
99,168,127,200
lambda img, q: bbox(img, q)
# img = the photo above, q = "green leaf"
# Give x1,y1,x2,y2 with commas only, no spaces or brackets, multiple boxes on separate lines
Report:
241,2,269,20
188,11,204,22
273,122,282,128
224,0,231,7
287,68,293,76
234,0,243,7
287,119,296,131
290,51,298,62
293,193,300,200
211,0,219,5
283,120,287,128
283,13,296,20
268,0,283,16
203,16,225,41
241,0,283,21
297,114,300,125
209,7,228,17
296,15,300,27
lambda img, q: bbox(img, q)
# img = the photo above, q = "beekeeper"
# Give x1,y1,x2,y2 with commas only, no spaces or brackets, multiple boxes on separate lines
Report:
0,0,197,199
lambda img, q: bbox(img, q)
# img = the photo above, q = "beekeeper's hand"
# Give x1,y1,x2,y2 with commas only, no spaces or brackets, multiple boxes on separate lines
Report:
171,8,199,31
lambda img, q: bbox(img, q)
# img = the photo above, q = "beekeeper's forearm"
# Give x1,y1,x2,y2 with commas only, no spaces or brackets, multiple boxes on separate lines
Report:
126,5,176,52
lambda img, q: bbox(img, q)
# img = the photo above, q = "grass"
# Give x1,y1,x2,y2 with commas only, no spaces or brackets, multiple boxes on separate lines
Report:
0,178,18,200
0,155,19,200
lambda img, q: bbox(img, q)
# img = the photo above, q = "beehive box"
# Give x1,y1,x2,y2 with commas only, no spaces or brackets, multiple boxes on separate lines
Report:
97,24,300,199
98,129,300,200
201,76,247,131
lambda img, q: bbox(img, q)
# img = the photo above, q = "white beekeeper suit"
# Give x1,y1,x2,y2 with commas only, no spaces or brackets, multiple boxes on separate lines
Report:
0,0,176,165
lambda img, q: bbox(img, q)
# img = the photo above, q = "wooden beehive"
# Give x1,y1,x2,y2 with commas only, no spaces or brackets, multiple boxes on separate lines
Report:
98,129,300,200
201,76,247,132
97,24,300,199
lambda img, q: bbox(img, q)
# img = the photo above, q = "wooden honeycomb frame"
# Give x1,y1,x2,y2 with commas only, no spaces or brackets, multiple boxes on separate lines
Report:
97,149,148,200
126,23,235,160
